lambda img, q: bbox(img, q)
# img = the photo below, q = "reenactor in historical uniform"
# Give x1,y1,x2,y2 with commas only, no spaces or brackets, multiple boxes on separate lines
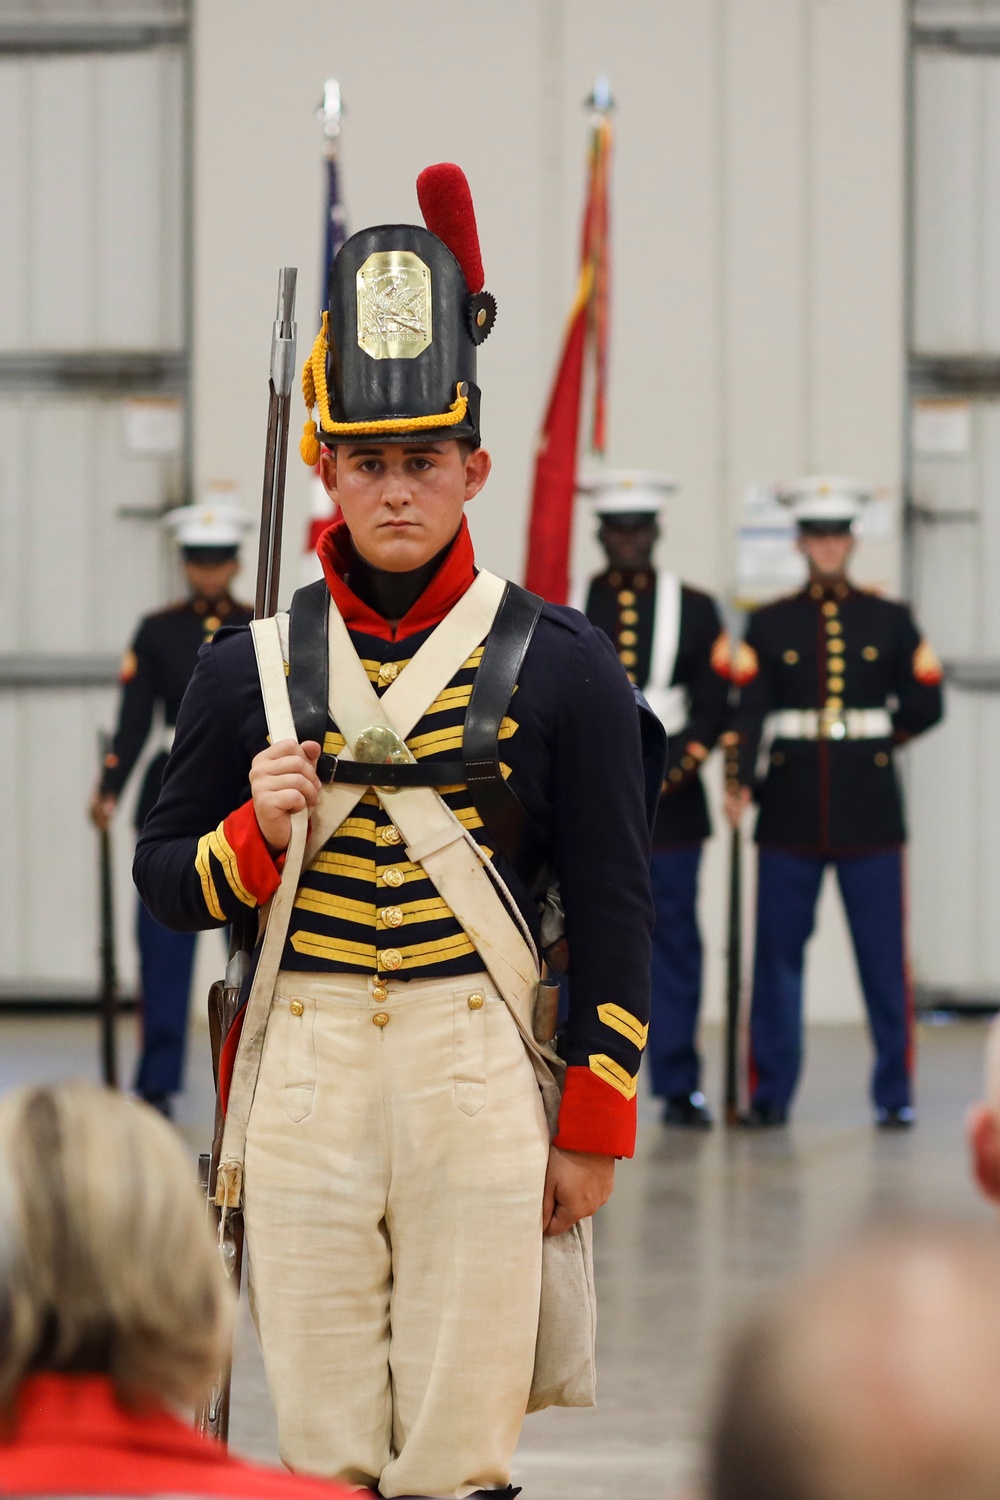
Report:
90,502,252,1115
578,473,730,1127
724,477,944,1129
133,166,655,1497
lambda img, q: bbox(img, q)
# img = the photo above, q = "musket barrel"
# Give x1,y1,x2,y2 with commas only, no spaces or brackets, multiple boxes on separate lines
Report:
255,267,298,621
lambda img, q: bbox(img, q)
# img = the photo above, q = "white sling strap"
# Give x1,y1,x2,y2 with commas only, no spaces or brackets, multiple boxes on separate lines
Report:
215,619,309,1207
644,570,687,735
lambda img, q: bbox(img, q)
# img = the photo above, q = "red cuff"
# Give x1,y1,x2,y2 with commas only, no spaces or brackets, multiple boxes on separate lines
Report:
222,800,283,905
553,1065,637,1157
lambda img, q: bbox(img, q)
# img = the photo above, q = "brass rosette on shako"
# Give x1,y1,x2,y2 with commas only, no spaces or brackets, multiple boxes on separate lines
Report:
299,163,497,462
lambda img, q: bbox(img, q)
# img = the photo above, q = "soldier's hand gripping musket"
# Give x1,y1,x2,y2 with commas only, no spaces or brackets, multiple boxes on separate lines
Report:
194,267,297,1446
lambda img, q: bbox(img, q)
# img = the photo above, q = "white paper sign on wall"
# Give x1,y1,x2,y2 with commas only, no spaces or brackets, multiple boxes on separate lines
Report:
123,398,184,455
911,399,972,457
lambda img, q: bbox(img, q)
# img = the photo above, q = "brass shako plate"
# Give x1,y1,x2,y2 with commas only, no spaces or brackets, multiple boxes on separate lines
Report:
356,250,432,360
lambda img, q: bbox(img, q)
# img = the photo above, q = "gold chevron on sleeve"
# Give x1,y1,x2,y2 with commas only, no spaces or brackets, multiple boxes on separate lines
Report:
195,833,226,922
588,1054,639,1101
597,1004,649,1050
207,825,256,907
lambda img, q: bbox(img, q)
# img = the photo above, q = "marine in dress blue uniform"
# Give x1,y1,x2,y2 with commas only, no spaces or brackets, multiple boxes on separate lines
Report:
579,473,730,1127
727,477,944,1129
91,501,252,1113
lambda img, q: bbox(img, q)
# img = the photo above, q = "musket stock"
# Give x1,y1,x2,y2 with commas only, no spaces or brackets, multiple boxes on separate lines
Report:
195,269,297,1446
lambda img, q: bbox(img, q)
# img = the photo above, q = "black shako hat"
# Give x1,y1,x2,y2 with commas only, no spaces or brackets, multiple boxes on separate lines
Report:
300,163,496,462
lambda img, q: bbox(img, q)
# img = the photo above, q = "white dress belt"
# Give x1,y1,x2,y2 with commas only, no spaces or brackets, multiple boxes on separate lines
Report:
643,684,688,737
766,707,893,742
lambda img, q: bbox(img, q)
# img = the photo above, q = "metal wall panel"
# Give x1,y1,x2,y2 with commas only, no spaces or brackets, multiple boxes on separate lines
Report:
0,48,183,351
0,23,186,999
0,392,178,992
913,50,1000,352
909,404,1000,988
0,396,173,653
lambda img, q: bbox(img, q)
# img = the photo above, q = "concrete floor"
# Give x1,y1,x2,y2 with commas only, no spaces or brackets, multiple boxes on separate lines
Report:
0,1012,991,1497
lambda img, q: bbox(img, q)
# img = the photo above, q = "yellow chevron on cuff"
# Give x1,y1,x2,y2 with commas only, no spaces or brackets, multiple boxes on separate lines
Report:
206,824,255,908
597,1003,649,1051
194,833,226,922
588,1053,639,1101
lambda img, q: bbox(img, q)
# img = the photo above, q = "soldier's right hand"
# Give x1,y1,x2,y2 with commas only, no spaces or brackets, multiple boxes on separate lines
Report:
250,739,322,854
724,784,752,829
89,791,117,831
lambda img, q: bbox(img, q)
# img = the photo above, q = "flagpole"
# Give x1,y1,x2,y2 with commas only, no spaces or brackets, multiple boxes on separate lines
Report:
523,76,614,603
303,79,348,584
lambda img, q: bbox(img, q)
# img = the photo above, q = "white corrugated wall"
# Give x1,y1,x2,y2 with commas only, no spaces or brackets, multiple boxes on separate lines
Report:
0,40,186,996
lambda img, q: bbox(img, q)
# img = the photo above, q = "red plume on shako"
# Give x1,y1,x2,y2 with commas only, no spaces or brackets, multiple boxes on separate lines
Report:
300,163,496,465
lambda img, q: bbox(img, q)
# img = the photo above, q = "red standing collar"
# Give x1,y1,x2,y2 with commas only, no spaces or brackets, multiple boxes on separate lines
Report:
316,516,477,641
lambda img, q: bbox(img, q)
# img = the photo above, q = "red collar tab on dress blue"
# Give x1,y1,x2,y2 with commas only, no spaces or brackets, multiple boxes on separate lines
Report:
317,516,477,642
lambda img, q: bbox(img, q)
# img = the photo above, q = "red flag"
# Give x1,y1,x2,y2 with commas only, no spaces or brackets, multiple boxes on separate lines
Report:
524,113,612,603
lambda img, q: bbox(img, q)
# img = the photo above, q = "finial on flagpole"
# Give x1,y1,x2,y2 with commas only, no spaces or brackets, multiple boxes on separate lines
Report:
317,78,343,142
586,75,614,115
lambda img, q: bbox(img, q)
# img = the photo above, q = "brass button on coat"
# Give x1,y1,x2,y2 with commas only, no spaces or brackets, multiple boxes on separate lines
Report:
372,981,388,1002
875,752,890,767
620,608,639,625
828,677,845,693
617,589,636,606
826,620,842,636
382,867,404,888
618,629,637,646
379,948,403,971
619,649,637,667
468,992,485,1010
862,645,879,661
783,649,799,664
822,602,838,617
380,907,404,929
381,826,402,845
378,661,401,685
372,1011,390,1028
289,998,305,1017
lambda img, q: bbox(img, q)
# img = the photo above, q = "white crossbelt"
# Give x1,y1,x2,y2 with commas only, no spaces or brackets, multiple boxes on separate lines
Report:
767,707,893,741
644,571,688,736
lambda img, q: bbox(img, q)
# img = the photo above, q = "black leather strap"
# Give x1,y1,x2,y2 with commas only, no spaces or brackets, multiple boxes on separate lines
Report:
287,579,330,747
463,582,543,869
328,760,466,788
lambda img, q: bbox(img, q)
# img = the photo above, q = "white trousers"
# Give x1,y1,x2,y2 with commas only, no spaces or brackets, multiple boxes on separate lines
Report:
243,969,550,1498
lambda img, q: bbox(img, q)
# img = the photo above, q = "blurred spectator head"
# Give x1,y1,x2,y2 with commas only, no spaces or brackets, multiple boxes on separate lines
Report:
0,1081,232,1412
708,1225,1000,1500
967,1016,1000,1207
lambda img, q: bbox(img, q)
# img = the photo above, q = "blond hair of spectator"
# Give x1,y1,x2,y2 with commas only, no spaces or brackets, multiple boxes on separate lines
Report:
0,1081,233,1412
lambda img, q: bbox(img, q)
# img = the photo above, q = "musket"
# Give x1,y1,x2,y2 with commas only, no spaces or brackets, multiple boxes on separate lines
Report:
194,267,297,1445
96,731,119,1089
723,823,742,1127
